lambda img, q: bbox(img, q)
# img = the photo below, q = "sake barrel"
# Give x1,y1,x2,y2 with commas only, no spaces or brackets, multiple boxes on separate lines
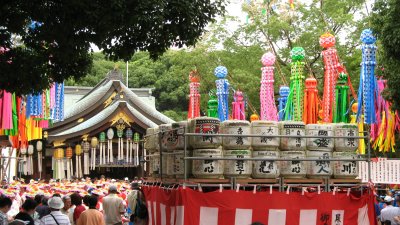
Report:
251,121,280,151
189,117,221,149
145,127,159,153
173,150,192,179
333,123,359,151
306,151,332,178
192,148,224,178
279,121,306,151
252,150,280,178
165,152,175,178
333,151,359,178
159,124,172,151
221,120,251,149
280,151,306,178
223,150,251,178
167,121,189,150
149,153,160,178
305,124,334,151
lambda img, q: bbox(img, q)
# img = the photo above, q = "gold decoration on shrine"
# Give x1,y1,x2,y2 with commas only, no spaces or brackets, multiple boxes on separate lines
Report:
53,140,66,147
104,91,118,108
110,112,133,127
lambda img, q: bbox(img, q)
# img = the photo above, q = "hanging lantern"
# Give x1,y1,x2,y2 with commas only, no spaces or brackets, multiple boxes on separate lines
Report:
36,141,43,174
284,46,306,121
82,141,90,175
20,147,27,176
107,128,114,163
99,132,106,165
260,52,278,121
303,77,319,124
90,137,98,171
75,144,82,178
133,132,140,166
134,132,140,143
27,145,34,176
126,128,133,163
215,66,230,122
65,147,73,180
188,69,201,119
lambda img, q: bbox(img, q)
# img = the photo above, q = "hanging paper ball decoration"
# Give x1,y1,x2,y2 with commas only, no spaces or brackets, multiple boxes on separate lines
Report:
126,128,133,140
261,52,276,66
66,147,73,158
279,86,290,96
99,132,106,142
91,137,98,148
352,103,358,114
319,33,336,48
250,114,259,122
36,141,43,152
28,145,34,156
134,132,140,143
117,129,123,138
107,128,114,140
360,29,376,44
59,148,64,158
20,147,27,155
290,47,305,61
82,141,90,153
214,66,228,79
75,144,82,155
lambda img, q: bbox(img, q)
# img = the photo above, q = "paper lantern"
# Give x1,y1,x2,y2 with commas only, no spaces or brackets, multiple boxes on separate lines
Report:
75,145,82,155
66,147,73,158
107,128,114,140
91,137,98,148
126,128,133,140
36,141,43,152
134,132,140,143
28,145,34,155
99,132,106,142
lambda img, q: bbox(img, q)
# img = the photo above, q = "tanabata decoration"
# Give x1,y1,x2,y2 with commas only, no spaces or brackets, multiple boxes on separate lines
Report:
278,86,290,121
350,103,366,154
215,66,230,122
260,52,278,121
99,132,106,165
232,90,246,120
82,141,90,175
333,68,349,123
303,77,319,124
20,147,27,176
207,93,218,118
75,144,82,178
117,126,124,161
36,141,43,174
188,69,201,119
285,47,305,121
90,137,98,170
27,145,34,176
65,146,73,180
134,132,140,166
371,80,400,152
107,128,114,163
250,114,259,122
126,128,133,164
357,29,377,124
320,33,341,123
54,148,64,180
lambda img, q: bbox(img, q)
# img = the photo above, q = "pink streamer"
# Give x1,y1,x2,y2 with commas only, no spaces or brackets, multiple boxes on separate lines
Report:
232,91,245,120
260,52,278,121
2,91,12,129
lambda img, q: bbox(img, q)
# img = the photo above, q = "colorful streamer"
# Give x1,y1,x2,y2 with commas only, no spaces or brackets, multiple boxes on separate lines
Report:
232,90,246,120
278,86,290,121
260,52,278,121
215,66,230,122
333,68,349,123
207,93,218,118
357,29,377,124
303,77,319,124
188,70,201,119
320,33,341,123
284,47,305,121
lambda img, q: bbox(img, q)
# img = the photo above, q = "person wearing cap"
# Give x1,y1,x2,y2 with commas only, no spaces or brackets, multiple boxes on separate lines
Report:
76,196,105,225
39,197,70,225
380,195,400,225
102,185,125,225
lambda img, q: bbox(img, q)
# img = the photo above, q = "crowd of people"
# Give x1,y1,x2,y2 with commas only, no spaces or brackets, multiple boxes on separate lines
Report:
376,190,400,225
0,176,148,225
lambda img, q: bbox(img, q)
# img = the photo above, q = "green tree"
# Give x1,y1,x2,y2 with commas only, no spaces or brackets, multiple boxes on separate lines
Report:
0,0,225,95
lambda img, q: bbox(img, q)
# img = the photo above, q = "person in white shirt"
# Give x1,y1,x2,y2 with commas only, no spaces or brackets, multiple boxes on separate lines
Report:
40,197,70,225
380,196,400,225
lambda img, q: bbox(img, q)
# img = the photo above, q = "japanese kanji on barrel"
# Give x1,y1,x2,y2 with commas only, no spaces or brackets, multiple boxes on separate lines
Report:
221,120,251,149
333,123,359,151
189,117,221,149
252,150,280,178
251,121,280,151
223,149,251,178
280,151,306,178
305,124,334,151
279,121,306,151
192,148,224,179
333,151,358,178
306,151,333,178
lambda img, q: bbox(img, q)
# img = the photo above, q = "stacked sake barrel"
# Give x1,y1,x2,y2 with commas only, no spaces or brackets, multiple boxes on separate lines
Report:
332,123,359,178
161,121,190,179
190,117,224,179
251,121,280,179
145,127,160,177
305,124,334,178
279,121,307,178
221,120,252,178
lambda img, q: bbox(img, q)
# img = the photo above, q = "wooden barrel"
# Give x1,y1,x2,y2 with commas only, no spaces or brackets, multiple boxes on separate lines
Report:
305,124,334,151
251,121,280,151
192,148,223,178
333,123,359,152
145,127,159,153
280,151,306,178
333,151,358,178
221,120,251,150
223,150,251,178
189,117,221,149
172,150,192,179
149,153,160,178
279,121,306,151
306,150,332,178
252,150,280,178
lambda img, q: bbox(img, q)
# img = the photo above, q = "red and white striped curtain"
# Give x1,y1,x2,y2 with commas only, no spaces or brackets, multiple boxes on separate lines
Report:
142,186,376,225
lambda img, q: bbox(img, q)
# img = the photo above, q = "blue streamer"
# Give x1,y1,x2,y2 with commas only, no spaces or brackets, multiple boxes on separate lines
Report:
357,29,377,124
278,86,290,121
215,66,229,121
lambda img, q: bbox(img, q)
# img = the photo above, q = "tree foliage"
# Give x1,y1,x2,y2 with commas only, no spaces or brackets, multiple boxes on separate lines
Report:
0,0,225,95
372,0,400,110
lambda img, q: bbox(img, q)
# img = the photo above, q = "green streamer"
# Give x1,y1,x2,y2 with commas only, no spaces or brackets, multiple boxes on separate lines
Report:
333,72,349,123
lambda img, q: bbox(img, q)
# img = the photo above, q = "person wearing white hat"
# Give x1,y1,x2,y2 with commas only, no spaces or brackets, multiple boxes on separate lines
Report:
39,197,70,225
380,195,400,225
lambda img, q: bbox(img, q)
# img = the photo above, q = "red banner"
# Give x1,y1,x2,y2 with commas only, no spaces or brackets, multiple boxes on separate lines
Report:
143,186,376,225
